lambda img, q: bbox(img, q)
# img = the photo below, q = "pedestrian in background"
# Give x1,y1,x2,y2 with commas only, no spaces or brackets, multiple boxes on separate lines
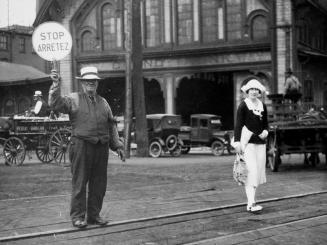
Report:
49,66,125,228
233,78,268,213
284,68,302,103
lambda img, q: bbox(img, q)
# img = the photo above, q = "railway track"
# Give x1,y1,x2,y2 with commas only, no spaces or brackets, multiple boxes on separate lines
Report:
1,191,327,244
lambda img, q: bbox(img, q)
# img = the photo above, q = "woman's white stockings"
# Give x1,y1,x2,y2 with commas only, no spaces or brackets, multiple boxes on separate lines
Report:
245,185,256,207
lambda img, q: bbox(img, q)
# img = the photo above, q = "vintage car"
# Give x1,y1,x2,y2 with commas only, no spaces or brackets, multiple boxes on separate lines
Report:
145,114,183,157
179,114,234,156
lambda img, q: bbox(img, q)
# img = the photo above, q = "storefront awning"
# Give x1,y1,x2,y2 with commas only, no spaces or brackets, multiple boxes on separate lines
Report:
0,62,50,86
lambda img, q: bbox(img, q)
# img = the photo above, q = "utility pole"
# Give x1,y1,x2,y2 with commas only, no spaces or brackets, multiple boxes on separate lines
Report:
124,0,148,157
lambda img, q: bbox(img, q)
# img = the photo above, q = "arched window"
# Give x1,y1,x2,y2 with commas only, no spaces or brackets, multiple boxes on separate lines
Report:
102,2,122,50
4,99,15,116
201,0,224,42
144,0,161,47
177,0,194,44
17,97,30,114
81,31,94,51
251,15,268,40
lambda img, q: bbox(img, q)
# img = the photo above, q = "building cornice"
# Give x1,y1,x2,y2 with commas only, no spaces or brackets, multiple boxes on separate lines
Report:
76,43,270,62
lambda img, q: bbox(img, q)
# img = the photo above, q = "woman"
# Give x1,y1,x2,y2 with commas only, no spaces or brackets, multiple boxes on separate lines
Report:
233,78,268,213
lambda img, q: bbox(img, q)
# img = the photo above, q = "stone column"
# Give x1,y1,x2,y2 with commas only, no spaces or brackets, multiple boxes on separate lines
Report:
275,0,293,93
165,76,175,114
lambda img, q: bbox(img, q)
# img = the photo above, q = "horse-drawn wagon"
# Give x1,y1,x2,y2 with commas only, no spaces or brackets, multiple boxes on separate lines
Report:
266,94,327,171
0,115,71,166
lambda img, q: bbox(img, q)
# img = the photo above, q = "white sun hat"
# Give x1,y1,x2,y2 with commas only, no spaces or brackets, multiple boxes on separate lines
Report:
241,79,266,93
76,66,101,80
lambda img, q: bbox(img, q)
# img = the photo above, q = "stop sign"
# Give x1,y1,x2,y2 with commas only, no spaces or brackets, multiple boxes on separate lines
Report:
32,21,72,61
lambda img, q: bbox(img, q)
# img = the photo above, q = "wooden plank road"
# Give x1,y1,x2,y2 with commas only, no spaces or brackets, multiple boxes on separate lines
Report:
1,192,327,244
0,154,326,244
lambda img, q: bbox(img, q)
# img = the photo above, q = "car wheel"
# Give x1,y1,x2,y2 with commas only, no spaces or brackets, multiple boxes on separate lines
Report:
170,144,182,157
149,141,162,158
211,140,224,156
165,135,178,151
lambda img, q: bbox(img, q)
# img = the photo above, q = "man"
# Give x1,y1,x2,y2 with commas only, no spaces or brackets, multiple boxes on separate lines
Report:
49,66,125,228
284,68,302,103
33,91,49,117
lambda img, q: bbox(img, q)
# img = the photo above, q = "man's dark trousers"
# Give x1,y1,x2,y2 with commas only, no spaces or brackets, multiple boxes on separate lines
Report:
69,137,109,221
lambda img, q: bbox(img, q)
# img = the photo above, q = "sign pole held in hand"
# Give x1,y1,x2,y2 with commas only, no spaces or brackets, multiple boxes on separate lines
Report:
32,21,73,74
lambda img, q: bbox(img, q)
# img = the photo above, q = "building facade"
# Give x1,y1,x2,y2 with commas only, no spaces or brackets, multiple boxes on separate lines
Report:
0,25,51,116
34,0,327,129
0,25,47,72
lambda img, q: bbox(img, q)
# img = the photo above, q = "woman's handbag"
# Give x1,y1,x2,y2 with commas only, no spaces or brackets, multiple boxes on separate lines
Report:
233,153,248,185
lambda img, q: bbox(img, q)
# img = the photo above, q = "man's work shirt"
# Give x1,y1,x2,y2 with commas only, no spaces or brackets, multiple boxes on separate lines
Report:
48,82,123,150
285,75,302,94
34,99,49,117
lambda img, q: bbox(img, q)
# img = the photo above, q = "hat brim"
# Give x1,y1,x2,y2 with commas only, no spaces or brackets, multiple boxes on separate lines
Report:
241,79,266,93
76,74,101,80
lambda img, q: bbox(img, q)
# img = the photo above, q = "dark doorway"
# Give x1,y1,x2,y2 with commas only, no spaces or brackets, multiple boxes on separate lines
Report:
176,72,234,130
98,77,165,116
144,78,164,114
98,77,125,116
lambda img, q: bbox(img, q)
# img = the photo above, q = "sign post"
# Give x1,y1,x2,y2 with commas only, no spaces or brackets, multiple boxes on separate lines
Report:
32,21,72,70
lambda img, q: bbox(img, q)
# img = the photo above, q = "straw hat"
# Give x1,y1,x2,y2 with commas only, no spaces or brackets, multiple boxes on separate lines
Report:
76,66,101,80
34,91,42,97
241,79,266,93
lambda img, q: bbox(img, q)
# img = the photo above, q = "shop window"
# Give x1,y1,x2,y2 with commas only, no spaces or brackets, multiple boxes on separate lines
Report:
81,31,94,51
101,2,122,50
298,19,309,44
226,0,242,40
303,80,313,102
201,0,224,42
251,15,268,40
0,35,8,50
177,0,194,44
144,0,161,47
4,99,15,116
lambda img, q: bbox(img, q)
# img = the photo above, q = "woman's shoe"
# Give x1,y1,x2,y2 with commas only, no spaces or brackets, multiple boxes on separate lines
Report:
247,204,263,213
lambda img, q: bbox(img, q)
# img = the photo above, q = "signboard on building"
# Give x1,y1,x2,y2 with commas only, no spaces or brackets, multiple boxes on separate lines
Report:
32,22,72,61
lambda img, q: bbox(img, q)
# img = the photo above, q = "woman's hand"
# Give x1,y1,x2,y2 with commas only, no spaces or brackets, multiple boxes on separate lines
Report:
233,142,243,154
259,130,268,140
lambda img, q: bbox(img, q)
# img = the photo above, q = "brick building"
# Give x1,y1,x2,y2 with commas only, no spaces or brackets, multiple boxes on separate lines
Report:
33,0,327,129
0,25,51,116
0,25,47,72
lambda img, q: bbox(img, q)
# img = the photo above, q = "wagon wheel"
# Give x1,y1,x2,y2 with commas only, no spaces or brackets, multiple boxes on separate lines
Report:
267,135,281,172
35,136,53,163
170,144,182,157
165,135,178,151
49,128,71,166
149,141,162,158
3,137,26,166
211,140,224,156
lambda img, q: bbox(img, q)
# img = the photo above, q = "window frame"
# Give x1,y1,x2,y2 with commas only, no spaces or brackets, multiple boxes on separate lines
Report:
19,37,26,53
99,0,124,51
0,34,8,50
246,9,270,42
